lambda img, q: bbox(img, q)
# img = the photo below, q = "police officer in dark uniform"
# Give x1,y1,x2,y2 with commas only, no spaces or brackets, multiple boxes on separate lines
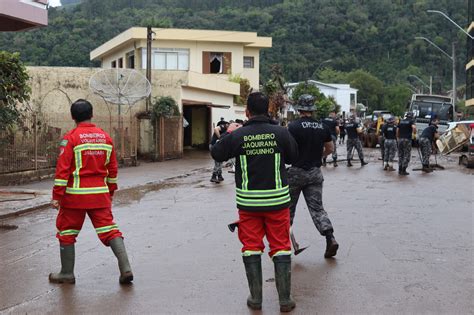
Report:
287,94,339,259
209,120,229,182
322,110,340,167
381,116,397,171
419,118,439,173
397,112,416,175
345,115,368,167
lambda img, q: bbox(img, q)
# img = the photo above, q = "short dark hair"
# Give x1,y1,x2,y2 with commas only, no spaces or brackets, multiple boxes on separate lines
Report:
71,99,93,122
247,92,269,116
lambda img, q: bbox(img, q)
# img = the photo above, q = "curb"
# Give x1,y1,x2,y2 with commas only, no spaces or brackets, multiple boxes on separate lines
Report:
0,166,212,221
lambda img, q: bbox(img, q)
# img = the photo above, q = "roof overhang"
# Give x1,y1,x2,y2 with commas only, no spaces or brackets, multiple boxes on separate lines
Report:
182,99,230,109
91,27,272,61
0,0,48,31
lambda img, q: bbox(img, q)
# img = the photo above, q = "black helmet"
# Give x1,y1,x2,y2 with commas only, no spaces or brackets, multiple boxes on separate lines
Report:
295,94,316,112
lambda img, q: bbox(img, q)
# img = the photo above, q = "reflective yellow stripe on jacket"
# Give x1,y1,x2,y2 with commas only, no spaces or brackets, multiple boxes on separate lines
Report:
67,143,113,195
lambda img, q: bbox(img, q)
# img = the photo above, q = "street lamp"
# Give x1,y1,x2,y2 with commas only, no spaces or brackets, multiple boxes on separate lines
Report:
427,10,474,40
415,36,456,111
311,59,333,79
408,74,432,94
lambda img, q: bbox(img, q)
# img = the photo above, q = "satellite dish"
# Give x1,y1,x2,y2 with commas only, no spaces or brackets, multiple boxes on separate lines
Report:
89,68,151,105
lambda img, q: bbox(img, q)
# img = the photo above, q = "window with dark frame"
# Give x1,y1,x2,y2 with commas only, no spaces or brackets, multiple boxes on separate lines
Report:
243,56,254,68
111,60,117,68
202,52,232,74
118,57,123,68
126,51,135,69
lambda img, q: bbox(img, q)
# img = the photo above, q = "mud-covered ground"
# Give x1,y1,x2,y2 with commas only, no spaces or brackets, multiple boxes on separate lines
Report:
0,149,472,314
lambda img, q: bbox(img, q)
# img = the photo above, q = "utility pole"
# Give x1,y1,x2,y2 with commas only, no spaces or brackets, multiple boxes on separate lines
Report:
146,26,152,113
429,76,432,95
452,42,456,111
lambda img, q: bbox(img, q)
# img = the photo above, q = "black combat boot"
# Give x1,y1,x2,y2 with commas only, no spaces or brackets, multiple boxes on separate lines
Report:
421,164,432,173
243,255,262,310
324,231,339,258
49,244,76,284
384,164,389,171
217,173,224,182
402,167,410,175
398,166,402,175
273,255,296,312
110,237,134,284
210,173,219,183
322,157,327,166
333,160,338,167
347,160,353,167
387,164,395,171
360,159,368,166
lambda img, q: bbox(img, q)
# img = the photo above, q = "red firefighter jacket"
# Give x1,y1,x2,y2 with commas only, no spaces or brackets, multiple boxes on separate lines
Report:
52,122,118,209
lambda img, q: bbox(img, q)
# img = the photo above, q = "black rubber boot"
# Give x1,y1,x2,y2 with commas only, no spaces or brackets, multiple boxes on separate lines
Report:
110,237,134,284
360,159,368,166
347,160,353,167
210,173,219,183
243,255,262,310
324,232,339,258
273,255,296,312
49,244,76,284
422,164,432,173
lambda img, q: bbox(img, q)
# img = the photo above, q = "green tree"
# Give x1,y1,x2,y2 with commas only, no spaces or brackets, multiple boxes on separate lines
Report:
383,84,412,116
346,70,384,113
151,96,179,121
0,52,30,130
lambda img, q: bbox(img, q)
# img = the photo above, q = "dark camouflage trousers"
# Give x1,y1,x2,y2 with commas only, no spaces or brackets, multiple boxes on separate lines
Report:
209,144,222,175
287,166,334,235
331,135,338,161
383,139,397,162
346,138,364,161
398,138,412,169
419,137,432,165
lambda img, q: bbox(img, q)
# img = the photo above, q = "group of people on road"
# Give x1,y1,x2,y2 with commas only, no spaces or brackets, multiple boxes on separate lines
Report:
49,94,439,313
380,113,440,174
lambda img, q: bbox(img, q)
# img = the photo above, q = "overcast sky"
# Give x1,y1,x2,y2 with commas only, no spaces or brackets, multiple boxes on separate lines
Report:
49,0,61,7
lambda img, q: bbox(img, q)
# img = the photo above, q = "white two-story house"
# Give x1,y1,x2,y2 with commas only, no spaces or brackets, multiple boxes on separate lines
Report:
90,27,271,148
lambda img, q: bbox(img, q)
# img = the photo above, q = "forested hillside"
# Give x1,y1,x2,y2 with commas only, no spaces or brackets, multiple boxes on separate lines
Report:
0,0,469,112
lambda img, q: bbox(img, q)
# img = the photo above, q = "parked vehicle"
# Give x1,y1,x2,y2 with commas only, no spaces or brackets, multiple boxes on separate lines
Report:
407,94,454,136
361,110,392,148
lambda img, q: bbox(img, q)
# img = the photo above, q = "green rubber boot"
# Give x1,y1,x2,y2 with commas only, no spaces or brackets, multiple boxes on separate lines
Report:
49,244,76,284
109,237,134,284
273,255,296,312
243,255,263,310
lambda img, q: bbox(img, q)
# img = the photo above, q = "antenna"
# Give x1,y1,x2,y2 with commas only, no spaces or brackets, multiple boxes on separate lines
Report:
89,69,151,163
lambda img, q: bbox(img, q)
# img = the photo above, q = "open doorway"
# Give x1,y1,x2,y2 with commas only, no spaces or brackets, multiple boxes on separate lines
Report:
182,104,211,150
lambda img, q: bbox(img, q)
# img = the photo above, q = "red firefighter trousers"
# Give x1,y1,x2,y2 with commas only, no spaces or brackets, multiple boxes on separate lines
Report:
238,208,291,257
56,206,123,246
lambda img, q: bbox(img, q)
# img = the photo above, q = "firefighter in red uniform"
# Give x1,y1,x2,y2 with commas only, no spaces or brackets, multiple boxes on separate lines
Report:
211,92,299,312
49,99,133,285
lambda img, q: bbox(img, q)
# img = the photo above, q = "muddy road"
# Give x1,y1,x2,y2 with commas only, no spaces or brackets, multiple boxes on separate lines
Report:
0,152,472,314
